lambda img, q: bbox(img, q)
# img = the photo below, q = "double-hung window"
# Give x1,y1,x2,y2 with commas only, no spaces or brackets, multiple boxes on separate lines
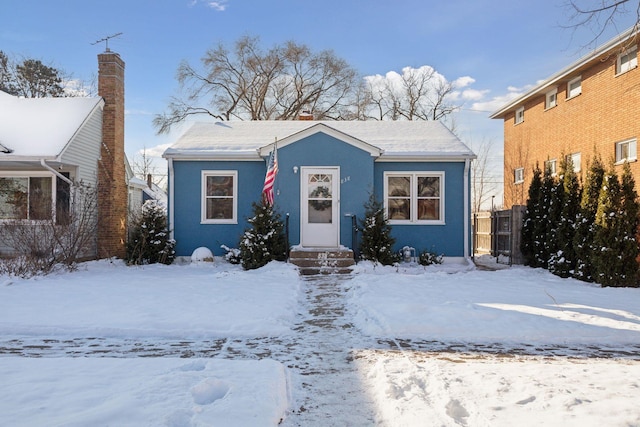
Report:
567,152,581,172
545,159,557,176
567,76,582,99
201,171,237,224
617,45,638,75
515,106,524,124
0,173,54,220
545,88,557,109
385,172,444,224
514,168,524,184
616,138,637,163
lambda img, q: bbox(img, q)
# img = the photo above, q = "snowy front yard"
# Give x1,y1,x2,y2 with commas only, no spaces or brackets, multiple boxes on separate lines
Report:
1,259,639,426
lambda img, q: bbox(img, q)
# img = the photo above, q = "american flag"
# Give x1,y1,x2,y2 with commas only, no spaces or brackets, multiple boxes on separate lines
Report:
262,146,278,206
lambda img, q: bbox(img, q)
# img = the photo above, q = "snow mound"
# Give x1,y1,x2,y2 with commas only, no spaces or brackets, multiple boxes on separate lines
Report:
191,378,230,405
191,247,214,263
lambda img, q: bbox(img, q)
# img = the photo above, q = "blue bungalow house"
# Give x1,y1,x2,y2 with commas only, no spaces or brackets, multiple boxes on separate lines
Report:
163,120,475,264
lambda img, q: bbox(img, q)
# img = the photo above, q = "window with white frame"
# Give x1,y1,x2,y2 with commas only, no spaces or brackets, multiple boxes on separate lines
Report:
0,173,54,220
567,76,582,99
545,159,557,176
567,152,581,172
545,88,558,109
514,168,524,184
616,138,637,163
201,171,237,223
515,106,524,124
385,172,444,224
617,45,638,74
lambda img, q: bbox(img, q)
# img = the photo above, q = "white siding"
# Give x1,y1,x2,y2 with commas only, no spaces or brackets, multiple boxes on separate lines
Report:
60,108,103,185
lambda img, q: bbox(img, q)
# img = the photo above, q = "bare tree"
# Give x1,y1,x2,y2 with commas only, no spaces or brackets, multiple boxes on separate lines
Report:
154,36,359,133
467,137,501,212
0,182,98,277
130,148,167,189
361,66,460,121
564,0,640,45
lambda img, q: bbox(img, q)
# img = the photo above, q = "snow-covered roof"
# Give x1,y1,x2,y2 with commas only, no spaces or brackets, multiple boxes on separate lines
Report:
0,90,104,160
163,121,475,161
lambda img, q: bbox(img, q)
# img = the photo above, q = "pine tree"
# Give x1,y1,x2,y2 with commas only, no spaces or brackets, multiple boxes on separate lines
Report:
593,166,622,287
573,154,605,281
239,202,287,270
521,164,542,266
359,193,400,265
550,156,581,278
546,168,564,274
126,200,176,265
616,162,640,287
532,165,555,268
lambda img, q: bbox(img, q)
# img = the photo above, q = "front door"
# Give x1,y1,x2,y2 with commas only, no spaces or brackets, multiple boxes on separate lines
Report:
301,167,339,247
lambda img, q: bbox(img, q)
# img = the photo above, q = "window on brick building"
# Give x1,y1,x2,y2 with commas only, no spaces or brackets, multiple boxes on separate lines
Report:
567,76,582,99
545,88,557,109
616,138,637,163
567,152,581,172
515,106,524,124
544,159,557,176
617,45,638,75
514,168,524,184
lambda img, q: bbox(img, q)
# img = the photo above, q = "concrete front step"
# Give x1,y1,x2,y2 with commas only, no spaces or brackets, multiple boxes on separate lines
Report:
289,248,356,275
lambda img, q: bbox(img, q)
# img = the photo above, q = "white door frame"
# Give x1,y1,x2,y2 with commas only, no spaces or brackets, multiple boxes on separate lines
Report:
300,166,340,247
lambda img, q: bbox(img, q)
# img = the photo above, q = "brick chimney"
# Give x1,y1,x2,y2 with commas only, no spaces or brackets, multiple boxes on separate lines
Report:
97,50,127,258
299,110,314,120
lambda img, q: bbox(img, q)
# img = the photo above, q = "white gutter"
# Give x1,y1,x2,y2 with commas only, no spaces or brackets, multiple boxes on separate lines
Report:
463,158,471,259
168,157,175,241
40,159,73,186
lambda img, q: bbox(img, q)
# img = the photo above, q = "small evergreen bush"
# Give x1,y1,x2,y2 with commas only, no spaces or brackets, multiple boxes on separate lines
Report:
419,249,443,266
126,200,175,265
239,202,287,270
359,193,400,265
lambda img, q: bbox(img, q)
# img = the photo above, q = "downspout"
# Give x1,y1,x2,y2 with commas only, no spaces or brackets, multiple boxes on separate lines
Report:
168,157,175,241
463,158,471,260
40,159,73,186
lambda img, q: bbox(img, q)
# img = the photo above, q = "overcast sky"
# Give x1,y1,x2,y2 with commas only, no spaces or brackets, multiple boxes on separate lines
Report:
2,0,637,195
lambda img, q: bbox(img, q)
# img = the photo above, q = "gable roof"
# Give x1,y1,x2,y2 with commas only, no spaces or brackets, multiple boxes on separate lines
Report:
490,26,639,119
0,90,104,161
163,120,475,161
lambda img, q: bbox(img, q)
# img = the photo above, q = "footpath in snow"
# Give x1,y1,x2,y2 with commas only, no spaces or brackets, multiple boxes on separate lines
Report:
1,259,640,426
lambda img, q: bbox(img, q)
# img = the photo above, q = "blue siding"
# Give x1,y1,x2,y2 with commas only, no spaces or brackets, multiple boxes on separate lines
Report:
172,160,264,256
171,132,375,256
170,131,469,258
374,162,467,257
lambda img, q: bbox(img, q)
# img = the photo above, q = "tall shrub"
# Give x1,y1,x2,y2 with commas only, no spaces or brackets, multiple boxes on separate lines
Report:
521,164,542,267
615,162,640,287
593,166,622,287
126,200,175,265
573,154,605,282
550,156,581,278
239,202,287,270
359,193,400,265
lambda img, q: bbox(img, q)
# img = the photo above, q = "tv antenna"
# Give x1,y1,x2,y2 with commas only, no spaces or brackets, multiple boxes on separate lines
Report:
91,32,123,52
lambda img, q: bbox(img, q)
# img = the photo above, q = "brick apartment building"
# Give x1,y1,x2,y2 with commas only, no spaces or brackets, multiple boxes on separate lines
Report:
491,27,640,208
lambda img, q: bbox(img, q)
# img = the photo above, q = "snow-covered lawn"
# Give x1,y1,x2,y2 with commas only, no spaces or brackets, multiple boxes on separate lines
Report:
1,258,639,426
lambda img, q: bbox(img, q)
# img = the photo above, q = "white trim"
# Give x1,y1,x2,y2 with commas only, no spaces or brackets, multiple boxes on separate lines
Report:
384,171,445,225
200,170,238,224
615,138,637,164
463,158,470,259
300,166,340,247
545,87,558,110
490,26,639,118
0,171,56,221
515,106,524,124
258,123,383,157
616,45,638,75
514,167,525,184
168,158,174,240
567,76,582,99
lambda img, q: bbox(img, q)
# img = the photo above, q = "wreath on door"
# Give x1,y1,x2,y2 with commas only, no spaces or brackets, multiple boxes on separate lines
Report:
309,186,332,211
